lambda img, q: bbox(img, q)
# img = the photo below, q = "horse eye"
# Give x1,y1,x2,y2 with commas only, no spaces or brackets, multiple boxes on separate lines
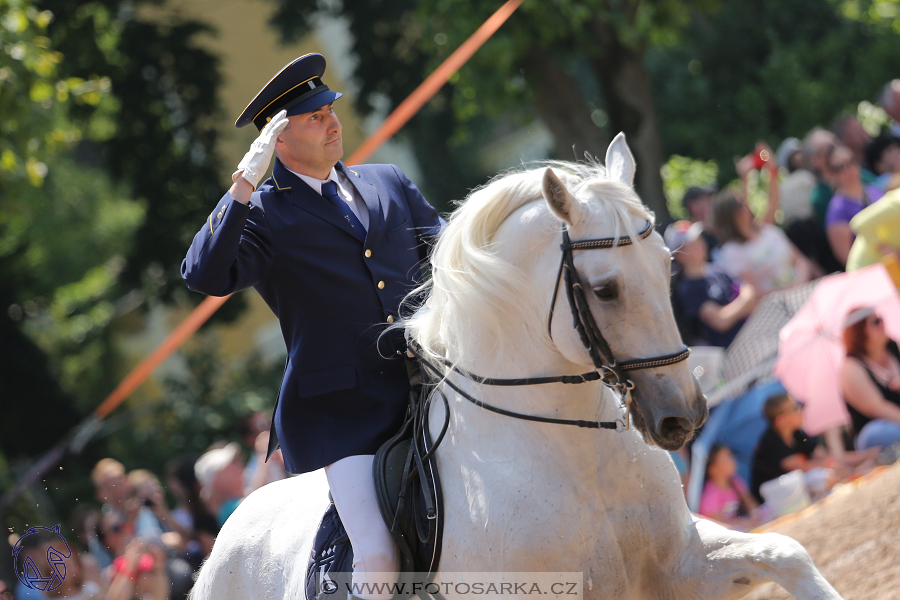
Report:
593,283,618,301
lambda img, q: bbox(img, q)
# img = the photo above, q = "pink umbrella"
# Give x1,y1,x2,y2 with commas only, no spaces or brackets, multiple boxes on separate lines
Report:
774,263,900,436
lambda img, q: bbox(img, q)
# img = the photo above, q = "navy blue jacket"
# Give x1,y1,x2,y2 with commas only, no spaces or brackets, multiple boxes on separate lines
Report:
182,159,442,473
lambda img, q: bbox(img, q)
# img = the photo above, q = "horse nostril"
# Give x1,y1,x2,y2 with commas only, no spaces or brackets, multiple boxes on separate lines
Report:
659,416,693,441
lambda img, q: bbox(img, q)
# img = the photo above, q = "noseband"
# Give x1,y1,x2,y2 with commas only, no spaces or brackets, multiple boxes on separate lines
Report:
410,220,690,432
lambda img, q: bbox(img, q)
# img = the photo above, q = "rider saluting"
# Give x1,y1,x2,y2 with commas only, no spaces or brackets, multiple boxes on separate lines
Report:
181,53,443,600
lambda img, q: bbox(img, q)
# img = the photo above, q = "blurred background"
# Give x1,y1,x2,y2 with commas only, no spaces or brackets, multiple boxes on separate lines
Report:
2,0,900,584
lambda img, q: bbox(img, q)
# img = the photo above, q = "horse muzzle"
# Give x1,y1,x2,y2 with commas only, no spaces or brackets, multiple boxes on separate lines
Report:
629,373,707,451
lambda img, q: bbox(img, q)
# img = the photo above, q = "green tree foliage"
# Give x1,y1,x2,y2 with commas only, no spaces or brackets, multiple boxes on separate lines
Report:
271,0,900,216
0,0,123,459
0,0,262,531
269,0,727,219
268,0,486,212
648,0,900,186
37,0,226,292
661,155,718,218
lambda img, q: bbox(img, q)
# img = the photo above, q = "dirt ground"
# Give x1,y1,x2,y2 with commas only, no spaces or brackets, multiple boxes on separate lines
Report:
741,463,900,600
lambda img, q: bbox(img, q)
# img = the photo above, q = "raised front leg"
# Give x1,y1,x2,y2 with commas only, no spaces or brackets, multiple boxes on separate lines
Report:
674,517,842,600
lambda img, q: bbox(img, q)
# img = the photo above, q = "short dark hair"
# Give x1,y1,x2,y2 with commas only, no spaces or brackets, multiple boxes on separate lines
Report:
763,392,792,426
682,186,715,207
863,134,900,175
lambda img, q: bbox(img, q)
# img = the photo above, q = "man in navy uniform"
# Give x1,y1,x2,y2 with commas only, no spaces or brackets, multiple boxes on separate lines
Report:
182,53,443,600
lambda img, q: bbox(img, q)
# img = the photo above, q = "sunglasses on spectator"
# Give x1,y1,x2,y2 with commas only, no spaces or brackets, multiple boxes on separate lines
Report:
776,400,805,416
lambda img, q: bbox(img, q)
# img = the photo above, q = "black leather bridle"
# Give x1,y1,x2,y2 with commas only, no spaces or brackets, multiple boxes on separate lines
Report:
410,220,690,432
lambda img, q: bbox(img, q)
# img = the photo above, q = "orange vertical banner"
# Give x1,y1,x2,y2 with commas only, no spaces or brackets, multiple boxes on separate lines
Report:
346,0,523,166
93,294,231,418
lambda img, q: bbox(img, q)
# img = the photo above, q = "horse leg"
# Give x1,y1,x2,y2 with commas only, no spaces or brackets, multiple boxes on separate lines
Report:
674,517,842,600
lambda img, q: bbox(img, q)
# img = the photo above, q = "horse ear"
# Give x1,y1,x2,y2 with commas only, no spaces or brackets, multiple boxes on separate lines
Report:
606,132,635,187
542,168,581,226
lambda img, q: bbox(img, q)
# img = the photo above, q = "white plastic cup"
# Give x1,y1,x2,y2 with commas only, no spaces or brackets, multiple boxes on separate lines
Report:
759,469,812,516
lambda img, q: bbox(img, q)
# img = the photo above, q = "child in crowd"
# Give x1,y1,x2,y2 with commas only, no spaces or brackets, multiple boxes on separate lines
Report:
699,444,762,531
751,392,877,503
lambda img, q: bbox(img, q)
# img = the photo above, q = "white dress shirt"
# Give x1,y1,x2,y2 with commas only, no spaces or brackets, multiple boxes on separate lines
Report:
288,166,370,230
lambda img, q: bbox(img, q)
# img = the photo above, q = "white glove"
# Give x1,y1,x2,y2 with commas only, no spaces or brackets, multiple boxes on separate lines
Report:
232,109,289,188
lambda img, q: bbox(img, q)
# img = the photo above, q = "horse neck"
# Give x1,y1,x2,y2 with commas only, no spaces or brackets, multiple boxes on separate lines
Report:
455,314,604,413
427,369,648,502
434,323,640,476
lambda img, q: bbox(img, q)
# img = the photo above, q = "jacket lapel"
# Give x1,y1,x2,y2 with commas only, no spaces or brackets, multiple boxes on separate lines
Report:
338,162,385,245
277,160,361,241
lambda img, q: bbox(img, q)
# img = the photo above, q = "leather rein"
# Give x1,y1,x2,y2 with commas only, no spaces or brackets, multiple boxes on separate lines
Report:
410,220,690,432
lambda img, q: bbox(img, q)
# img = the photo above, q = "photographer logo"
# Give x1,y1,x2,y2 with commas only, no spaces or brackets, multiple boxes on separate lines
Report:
12,524,71,592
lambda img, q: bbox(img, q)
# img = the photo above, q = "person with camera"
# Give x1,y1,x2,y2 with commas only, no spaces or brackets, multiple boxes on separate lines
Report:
734,141,782,226
127,469,192,550
712,144,822,294
91,459,163,545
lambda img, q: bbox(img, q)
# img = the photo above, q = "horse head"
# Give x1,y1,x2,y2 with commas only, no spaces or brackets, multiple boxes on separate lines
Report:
541,133,707,450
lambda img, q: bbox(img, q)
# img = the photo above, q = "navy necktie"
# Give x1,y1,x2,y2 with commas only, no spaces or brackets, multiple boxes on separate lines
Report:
321,180,365,241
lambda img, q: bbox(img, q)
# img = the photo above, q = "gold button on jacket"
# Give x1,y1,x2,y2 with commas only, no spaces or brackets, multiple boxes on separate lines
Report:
377,281,385,289
364,249,372,258
386,315,394,323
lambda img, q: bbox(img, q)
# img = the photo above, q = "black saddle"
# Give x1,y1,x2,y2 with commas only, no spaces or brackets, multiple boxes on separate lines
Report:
306,358,447,600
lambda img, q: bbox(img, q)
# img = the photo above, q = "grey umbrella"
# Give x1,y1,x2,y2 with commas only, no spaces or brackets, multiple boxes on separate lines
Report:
706,279,819,406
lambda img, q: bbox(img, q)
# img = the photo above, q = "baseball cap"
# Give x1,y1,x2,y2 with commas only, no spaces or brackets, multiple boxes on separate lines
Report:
664,220,704,250
194,442,241,494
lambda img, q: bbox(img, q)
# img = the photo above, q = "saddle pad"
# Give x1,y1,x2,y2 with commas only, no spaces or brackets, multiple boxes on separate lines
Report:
306,502,354,600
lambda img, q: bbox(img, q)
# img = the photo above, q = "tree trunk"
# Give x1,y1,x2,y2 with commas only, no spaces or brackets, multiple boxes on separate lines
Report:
521,47,610,162
589,20,670,222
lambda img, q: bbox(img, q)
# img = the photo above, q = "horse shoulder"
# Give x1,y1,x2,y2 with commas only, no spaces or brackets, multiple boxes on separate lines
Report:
192,471,330,600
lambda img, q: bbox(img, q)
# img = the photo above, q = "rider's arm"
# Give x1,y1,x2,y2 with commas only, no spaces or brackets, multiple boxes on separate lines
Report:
180,191,275,297
181,113,287,296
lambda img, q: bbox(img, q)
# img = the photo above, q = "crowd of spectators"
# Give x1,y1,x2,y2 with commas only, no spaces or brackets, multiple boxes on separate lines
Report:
8,411,287,600
669,79,900,529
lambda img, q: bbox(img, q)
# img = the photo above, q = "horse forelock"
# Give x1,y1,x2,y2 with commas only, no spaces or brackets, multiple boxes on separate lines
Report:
401,160,655,370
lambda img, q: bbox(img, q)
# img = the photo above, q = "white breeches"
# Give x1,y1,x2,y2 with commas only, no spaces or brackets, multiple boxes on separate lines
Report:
325,454,399,600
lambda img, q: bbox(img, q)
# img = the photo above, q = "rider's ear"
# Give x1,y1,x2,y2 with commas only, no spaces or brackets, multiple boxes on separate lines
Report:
605,132,635,188
542,168,582,226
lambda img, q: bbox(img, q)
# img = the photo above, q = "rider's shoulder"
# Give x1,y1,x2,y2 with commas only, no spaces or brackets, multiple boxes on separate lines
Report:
344,163,406,181
253,177,288,206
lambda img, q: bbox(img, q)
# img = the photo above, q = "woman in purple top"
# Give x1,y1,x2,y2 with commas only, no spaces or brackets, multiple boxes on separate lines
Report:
825,144,884,267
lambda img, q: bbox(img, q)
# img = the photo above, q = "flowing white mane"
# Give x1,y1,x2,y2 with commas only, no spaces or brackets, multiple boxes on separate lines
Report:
403,160,654,369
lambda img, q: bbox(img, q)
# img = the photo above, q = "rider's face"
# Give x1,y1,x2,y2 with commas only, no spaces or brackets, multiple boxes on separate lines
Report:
275,103,343,179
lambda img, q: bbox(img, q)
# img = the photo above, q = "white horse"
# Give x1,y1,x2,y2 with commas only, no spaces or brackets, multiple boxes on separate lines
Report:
190,135,841,600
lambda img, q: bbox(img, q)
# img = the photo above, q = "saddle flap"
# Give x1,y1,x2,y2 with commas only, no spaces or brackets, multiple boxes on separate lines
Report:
306,502,354,600
373,370,444,578
306,358,444,600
